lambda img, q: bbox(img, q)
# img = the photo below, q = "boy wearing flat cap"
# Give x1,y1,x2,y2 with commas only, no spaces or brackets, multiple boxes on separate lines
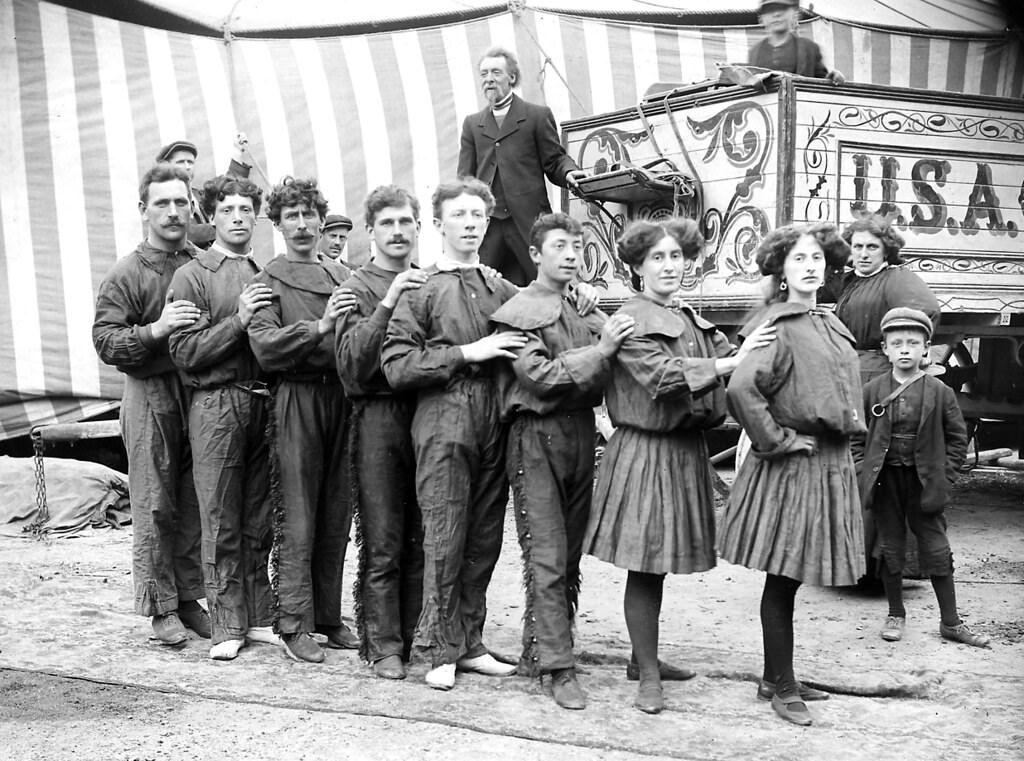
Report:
748,0,845,84
853,307,989,649
156,134,252,249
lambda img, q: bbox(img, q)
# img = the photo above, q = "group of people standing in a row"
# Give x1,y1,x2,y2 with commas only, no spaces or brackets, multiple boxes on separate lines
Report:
92,33,988,730
92,154,989,729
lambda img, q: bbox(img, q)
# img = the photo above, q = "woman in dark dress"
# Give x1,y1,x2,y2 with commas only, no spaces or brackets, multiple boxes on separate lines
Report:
585,218,774,714
833,215,940,384
718,222,866,727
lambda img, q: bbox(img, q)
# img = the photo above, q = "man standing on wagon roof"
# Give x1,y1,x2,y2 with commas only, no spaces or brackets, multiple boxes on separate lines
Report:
748,0,845,84
458,46,588,286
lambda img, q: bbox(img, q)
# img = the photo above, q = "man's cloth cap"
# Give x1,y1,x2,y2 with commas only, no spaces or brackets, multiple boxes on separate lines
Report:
759,0,798,11
322,214,353,231
880,307,932,338
156,140,198,162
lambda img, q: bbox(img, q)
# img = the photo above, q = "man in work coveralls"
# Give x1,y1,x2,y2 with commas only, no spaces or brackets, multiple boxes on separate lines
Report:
381,177,527,691
93,163,210,646
247,177,359,663
334,185,429,680
167,174,280,660
491,212,633,709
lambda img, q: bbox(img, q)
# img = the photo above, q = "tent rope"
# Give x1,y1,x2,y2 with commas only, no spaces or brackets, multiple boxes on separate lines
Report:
220,0,273,193
511,8,588,113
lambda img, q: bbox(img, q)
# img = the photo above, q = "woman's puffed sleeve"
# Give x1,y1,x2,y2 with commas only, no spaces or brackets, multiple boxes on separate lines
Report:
727,339,797,458
616,333,719,402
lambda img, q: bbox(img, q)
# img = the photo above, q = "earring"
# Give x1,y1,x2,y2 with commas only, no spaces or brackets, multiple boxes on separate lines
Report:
779,280,788,291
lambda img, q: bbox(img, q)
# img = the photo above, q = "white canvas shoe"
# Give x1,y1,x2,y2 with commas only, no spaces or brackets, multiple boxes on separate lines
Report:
209,638,244,661
456,653,516,676
425,662,456,690
246,626,282,645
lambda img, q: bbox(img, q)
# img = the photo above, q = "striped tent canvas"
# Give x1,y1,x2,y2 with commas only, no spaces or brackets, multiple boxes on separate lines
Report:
1,0,1021,439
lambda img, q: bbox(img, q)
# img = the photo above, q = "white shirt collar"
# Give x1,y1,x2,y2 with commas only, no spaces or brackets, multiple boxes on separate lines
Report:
854,262,889,278
434,252,481,272
210,241,253,260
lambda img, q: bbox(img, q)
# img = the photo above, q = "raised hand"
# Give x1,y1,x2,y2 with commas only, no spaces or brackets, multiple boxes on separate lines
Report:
152,289,201,339
382,269,429,309
478,264,503,282
734,320,777,363
597,313,635,357
318,287,358,334
236,282,273,328
461,330,528,363
572,282,600,315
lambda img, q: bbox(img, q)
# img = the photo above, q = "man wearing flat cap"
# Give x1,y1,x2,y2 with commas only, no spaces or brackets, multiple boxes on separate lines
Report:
156,133,252,249
748,0,845,84
319,214,353,263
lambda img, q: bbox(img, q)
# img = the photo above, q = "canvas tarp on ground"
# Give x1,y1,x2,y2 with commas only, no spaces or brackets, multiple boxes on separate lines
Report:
1,0,1022,440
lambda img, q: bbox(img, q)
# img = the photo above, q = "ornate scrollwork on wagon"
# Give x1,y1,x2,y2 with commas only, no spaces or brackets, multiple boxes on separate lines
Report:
802,111,834,222
837,107,1024,143
687,100,774,285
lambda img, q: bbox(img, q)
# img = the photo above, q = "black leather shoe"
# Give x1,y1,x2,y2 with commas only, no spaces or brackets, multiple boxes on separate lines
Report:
550,668,586,710
177,603,211,639
626,659,696,682
634,678,664,714
771,692,812,726
283,632,325,663
757,680,830,701
315,623,360,650
373,655,406,680
151,613,187,646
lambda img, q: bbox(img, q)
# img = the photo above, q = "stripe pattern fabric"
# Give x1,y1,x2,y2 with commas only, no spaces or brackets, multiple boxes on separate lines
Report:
1,0,1021,439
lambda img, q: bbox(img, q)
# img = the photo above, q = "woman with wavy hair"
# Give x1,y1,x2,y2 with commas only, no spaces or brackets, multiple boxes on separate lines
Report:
585,217,774,714
830,214,940,383
718,222,866,727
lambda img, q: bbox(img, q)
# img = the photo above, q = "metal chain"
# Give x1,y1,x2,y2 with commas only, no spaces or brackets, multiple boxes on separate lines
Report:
27,430,51,539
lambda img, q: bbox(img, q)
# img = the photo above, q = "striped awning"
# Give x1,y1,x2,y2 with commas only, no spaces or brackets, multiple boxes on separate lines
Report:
1,0,1021,439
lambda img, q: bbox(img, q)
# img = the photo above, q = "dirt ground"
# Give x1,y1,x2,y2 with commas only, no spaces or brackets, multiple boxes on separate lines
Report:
1,469,1022,761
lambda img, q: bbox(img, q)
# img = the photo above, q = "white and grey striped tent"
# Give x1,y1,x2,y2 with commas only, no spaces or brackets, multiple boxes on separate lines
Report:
1,0,1021,439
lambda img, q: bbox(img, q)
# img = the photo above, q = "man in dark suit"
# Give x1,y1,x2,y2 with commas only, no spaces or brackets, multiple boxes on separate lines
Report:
458,47,586,286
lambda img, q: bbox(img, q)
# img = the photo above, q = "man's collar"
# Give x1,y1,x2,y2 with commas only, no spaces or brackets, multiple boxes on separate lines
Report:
140,238,191,258
490,91,514,112
137,239,194,270
434,252,481,271
209,241,253,260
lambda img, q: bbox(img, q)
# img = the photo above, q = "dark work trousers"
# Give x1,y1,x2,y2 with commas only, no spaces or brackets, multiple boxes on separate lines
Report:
507,410,595,675
120,374,203,616
478,216,533,287
189,386,273,645
873,465,954,576
411,378,510,666
351,397,424,663
272,380,351,635
858,347,897,579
